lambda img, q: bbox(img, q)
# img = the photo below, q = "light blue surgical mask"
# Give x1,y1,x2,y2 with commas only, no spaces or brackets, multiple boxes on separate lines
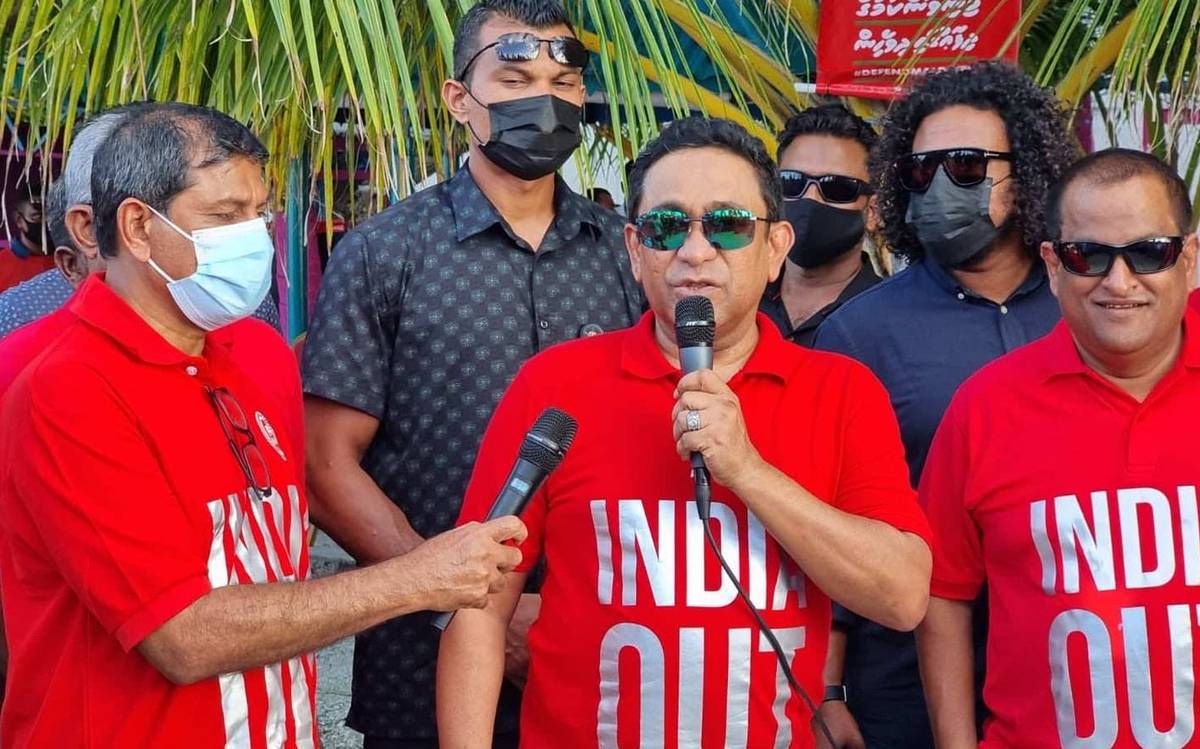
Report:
147,205,274,331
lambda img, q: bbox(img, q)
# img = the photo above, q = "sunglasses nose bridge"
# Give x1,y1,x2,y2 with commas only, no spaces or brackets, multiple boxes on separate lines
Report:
1101,252,1139,287
676,220,718,261
801,181,824,202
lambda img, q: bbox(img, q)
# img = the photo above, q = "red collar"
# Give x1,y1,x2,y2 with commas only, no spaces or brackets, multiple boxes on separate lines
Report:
620,310,793,383
68,274,234,366
1040,307,1200,382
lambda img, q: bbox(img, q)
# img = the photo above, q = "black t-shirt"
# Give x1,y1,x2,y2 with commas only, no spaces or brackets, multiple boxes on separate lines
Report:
759,254,880,347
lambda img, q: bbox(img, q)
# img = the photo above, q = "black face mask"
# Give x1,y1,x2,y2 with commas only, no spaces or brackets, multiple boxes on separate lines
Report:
905,170,1007,268
469,93,582,181
21,220,45,251
784,199,866,268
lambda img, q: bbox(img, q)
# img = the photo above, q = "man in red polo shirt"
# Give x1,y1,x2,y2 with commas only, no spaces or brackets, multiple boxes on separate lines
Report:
0,103,526,748
916,147,1200,749
437,117,932,748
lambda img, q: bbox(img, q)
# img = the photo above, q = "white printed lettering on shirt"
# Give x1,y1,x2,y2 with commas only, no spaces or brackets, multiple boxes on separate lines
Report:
588,498,809,745
1029,486,1200,748
206,484,314,748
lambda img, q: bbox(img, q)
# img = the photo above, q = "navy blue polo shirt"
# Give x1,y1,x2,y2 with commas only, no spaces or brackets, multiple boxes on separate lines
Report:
812,257,1060,748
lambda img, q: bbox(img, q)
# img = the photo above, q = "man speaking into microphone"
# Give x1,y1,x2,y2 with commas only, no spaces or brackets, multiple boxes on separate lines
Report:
437,117,931,748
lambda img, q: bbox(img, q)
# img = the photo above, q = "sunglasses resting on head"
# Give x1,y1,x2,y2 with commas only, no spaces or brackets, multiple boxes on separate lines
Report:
457,32,590,80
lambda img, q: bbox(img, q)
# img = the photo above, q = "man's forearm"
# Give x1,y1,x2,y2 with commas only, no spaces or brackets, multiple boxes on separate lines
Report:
307,464,422,563
916,597,978,749
729,460,930,631
438,574,526,748
140,556,429,684
141,516,527,686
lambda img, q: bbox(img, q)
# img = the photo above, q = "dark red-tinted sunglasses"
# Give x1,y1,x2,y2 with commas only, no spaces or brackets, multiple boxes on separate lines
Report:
894,148,1013,192
1052,236,1185,277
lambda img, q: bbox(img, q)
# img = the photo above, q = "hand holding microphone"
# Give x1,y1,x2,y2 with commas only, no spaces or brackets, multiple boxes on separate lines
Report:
671,296,760,518
432,407,578,631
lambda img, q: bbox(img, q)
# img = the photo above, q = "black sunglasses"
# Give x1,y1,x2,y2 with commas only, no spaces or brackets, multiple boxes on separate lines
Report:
780,170,873,204
457,32,590,80
635,208,771,251
206,386,273,501
893,148,1013,192
1052,236,1185,277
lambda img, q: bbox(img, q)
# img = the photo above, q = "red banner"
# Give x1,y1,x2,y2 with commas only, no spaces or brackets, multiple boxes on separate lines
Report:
815,0,1022,100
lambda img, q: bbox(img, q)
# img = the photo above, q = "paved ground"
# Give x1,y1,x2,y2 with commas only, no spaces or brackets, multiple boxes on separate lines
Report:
310,532,363,749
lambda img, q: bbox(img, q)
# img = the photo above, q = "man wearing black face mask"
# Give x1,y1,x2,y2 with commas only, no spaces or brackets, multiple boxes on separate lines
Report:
300,2,641,747
760,104,880,347
810,62,1078,749
0,193,56,294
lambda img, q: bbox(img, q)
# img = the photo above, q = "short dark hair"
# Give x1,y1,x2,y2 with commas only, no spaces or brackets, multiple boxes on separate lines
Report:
13,193,36,214
453,0,575,81
777,103,877,160
1046,148,1194,240
588,187,612,201
91,102,269,258
627,116,781,220
871,61,1079,262
45,179,73,251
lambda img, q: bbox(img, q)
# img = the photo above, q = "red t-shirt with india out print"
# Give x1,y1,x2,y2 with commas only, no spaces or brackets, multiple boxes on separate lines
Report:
0,276,316,748
922,312,1200,749
458,312,930,749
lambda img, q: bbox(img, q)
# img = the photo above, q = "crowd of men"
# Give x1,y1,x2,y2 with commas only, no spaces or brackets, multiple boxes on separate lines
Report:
0,0,1197,747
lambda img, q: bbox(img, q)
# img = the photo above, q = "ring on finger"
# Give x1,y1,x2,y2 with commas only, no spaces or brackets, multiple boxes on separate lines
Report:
685,409,702,432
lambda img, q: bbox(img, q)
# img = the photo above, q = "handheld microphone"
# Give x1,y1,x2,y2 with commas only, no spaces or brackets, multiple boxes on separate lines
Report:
674,296,715,520
432,407,578,631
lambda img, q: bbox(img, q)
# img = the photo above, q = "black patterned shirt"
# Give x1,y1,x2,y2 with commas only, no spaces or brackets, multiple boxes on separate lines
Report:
300,165,642,739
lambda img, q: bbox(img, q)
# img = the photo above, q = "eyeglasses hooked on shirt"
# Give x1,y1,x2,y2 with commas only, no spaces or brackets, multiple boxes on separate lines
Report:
205,385,273,501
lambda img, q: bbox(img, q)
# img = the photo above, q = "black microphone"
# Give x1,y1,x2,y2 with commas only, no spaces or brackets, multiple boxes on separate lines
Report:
674,296,715,521
432,407,578,631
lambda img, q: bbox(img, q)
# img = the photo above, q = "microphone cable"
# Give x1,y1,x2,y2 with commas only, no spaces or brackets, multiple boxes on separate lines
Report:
698,508,836,747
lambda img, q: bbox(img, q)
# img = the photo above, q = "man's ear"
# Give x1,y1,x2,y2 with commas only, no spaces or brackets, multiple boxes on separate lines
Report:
117,199,156,263
441,78,473,126
65,205,100,259
623,223,644,285
865,195,880,233
53,245,89,286
1040,241,1062,299
765,219,794,284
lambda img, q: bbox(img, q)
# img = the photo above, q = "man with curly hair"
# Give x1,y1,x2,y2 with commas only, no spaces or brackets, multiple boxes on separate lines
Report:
811,62,1078,748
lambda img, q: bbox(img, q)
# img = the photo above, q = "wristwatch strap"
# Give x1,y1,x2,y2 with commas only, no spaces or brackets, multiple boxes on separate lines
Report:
823,684,849,703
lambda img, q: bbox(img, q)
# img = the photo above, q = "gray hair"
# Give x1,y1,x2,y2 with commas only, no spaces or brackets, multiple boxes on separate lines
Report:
46,179,70,250
63,104,151,207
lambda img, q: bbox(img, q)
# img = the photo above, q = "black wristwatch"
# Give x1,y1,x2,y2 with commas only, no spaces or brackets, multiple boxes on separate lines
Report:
823,684,849,703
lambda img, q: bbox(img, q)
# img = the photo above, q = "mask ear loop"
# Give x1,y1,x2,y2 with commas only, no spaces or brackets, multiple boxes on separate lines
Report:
459,84,492,147
144,203,193,284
